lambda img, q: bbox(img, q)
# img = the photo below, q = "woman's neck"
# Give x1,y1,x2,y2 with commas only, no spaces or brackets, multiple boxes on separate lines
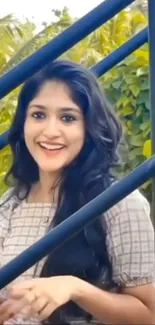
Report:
28,171,61,204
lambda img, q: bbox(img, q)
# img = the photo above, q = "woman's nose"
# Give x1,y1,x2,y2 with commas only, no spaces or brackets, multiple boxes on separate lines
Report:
43,119,61,138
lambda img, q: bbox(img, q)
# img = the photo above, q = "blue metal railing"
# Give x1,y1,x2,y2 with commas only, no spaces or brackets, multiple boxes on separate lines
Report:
91,28,148,77
0,0,154,288
148,0,155,219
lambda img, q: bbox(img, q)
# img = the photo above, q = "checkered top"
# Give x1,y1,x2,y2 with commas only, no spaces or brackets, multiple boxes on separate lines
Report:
0,188,154,325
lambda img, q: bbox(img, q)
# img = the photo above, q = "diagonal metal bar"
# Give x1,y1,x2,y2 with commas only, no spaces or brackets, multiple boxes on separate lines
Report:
91,28,148,77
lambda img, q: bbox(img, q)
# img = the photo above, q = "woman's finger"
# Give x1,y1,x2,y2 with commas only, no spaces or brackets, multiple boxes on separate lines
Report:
0,299,13,315
0,296,6,304
0,289,37,322
38,302,57,321
8,279,38,294
30,295,49,314
0,301,25,323
8,288,28,299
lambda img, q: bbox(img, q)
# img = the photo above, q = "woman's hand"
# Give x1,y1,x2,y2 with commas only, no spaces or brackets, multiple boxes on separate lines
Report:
0,276,81,323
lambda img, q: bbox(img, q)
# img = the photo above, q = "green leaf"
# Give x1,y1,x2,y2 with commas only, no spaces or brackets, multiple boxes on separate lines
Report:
116,96,130,108
136,67,148,77
136,106,143,117
139,120,150,131
140,79,149,90
137,90,149,108
120,106,133,116
112,80,122,89
145,99,150,110
143,139,152,158
142,127,150,139
124,75,136,85
128,147,142,160
129,84,140,97
130,134,144,147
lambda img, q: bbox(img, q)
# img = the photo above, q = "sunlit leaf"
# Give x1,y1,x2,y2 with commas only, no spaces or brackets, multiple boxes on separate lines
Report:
143,139,152,158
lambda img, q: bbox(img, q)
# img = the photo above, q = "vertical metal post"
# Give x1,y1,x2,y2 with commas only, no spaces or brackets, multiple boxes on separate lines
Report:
148,0,155,227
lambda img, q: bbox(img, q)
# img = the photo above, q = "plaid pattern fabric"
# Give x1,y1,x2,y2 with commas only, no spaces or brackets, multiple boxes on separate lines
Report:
0,188,154,325
0,201,55,281
103,190,154,286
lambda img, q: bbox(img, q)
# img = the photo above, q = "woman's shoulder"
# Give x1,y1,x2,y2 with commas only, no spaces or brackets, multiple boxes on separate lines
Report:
103,189,151,228
0,187,15,204
0,187,20,213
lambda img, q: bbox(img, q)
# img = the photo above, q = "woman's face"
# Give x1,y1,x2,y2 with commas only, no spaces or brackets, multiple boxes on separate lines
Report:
24,81,85,174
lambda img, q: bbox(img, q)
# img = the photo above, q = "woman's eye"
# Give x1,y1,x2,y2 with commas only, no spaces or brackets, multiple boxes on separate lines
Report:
32,111,46,119
61,115,76,123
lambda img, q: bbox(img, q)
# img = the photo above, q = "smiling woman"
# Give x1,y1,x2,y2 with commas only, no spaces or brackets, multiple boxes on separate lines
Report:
0,60,154,325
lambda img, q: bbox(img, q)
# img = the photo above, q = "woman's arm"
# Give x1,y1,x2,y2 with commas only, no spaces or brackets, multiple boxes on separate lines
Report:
72,190,154,325
72,277,155,324
2,275,154,325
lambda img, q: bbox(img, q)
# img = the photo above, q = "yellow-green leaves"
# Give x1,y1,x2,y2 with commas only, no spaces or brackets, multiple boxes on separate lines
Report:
143,139,152,158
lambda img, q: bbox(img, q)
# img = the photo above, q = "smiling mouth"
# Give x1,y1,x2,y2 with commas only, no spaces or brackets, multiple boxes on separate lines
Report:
38,143,65,152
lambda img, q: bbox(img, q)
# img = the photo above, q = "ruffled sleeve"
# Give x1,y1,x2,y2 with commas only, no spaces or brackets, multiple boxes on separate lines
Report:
104,190,154,287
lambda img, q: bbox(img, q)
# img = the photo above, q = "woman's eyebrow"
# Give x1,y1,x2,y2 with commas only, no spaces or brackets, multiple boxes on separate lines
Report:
29,104,81,113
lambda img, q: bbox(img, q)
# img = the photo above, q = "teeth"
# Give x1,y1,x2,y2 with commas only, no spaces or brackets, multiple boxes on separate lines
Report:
40,143,64,150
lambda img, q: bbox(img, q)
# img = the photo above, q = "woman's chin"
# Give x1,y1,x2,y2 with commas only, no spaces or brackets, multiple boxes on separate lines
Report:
38,164,63,174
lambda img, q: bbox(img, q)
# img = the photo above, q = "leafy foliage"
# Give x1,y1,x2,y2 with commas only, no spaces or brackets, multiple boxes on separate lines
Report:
100,43,151,200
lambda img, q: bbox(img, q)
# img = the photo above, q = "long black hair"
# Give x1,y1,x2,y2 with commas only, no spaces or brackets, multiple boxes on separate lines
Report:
5,60,122,323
